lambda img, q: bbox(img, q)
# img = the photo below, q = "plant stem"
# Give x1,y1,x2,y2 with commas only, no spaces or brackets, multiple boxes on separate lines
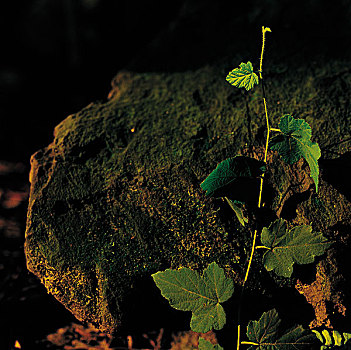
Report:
255,245,271,250
243,229,258,284
259,26,271,80
236,26,271,350
258,94,270,208
241,341,259,346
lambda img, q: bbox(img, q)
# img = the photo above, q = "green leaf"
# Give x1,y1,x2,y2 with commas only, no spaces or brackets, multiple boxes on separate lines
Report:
152,262,234,333
226,61,259,91
312,330,324,344
191,304,226,332
261,219,332,278
247,308,281,346
313,330,351,349
198,338,224,350
322,329,333,347
269,114,321,191
332,331,343,347
225,198,248,226
246,309,316,349
200,156,265,201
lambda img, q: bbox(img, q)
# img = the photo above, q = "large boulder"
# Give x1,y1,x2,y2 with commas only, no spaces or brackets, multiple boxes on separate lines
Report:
25,58,351,333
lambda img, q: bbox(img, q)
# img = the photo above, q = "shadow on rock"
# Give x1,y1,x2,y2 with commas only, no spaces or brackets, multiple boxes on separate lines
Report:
327,222,351,329
119,276,189,336
320,152,351,202
280,189,312,221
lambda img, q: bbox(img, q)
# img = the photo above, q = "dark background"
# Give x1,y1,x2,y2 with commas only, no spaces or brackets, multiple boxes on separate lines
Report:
1,0,351,163
0,0,351,349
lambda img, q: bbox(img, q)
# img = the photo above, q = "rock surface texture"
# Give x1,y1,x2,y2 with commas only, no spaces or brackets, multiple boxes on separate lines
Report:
25,58,351,333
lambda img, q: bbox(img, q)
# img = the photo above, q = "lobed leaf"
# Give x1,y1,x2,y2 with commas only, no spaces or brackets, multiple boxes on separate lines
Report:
152,262,234,333
226,61,259,91
247,308,281,345
261,219,332,278
269,114,321,191
246,309,316,349
191,304,226,332
200,156,265,202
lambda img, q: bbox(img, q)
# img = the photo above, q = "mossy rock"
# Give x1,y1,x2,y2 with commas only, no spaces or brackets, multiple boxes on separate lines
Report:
25,59,351,333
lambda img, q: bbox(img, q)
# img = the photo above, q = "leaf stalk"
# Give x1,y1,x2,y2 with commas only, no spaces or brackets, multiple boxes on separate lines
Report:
241,341,259,346
255,245,271,250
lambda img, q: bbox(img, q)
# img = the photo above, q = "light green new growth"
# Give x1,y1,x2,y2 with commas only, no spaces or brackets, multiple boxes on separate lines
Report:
244,309,316,349
226,61,259,91
269,114,321,191
313,329,351,349
199,338,224,350
261,219,332,278
225,198,248,226
151,262,234,333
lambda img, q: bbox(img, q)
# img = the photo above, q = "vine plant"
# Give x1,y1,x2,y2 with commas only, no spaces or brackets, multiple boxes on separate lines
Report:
151,27,350,349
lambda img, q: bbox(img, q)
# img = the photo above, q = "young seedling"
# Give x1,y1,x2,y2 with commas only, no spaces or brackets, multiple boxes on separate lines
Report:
152,26,340,350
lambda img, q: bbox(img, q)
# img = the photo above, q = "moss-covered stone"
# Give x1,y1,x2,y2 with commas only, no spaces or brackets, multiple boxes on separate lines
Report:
25,57,351,333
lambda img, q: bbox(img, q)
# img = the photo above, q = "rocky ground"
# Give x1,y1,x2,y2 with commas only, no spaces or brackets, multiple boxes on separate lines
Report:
2,1,351,349
0,161,208,350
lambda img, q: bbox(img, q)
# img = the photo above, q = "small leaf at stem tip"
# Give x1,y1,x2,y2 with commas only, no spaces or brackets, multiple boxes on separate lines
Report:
226,61,259,91
263,26,272,32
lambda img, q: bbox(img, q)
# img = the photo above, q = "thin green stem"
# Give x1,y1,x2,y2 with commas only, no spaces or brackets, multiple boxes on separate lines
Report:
236,26,271,350
255,245,271,250
236,323,241,350
258,96,270,208
259,27,271,79
270,128,281,132
241,341,259,346
243,229,259,284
